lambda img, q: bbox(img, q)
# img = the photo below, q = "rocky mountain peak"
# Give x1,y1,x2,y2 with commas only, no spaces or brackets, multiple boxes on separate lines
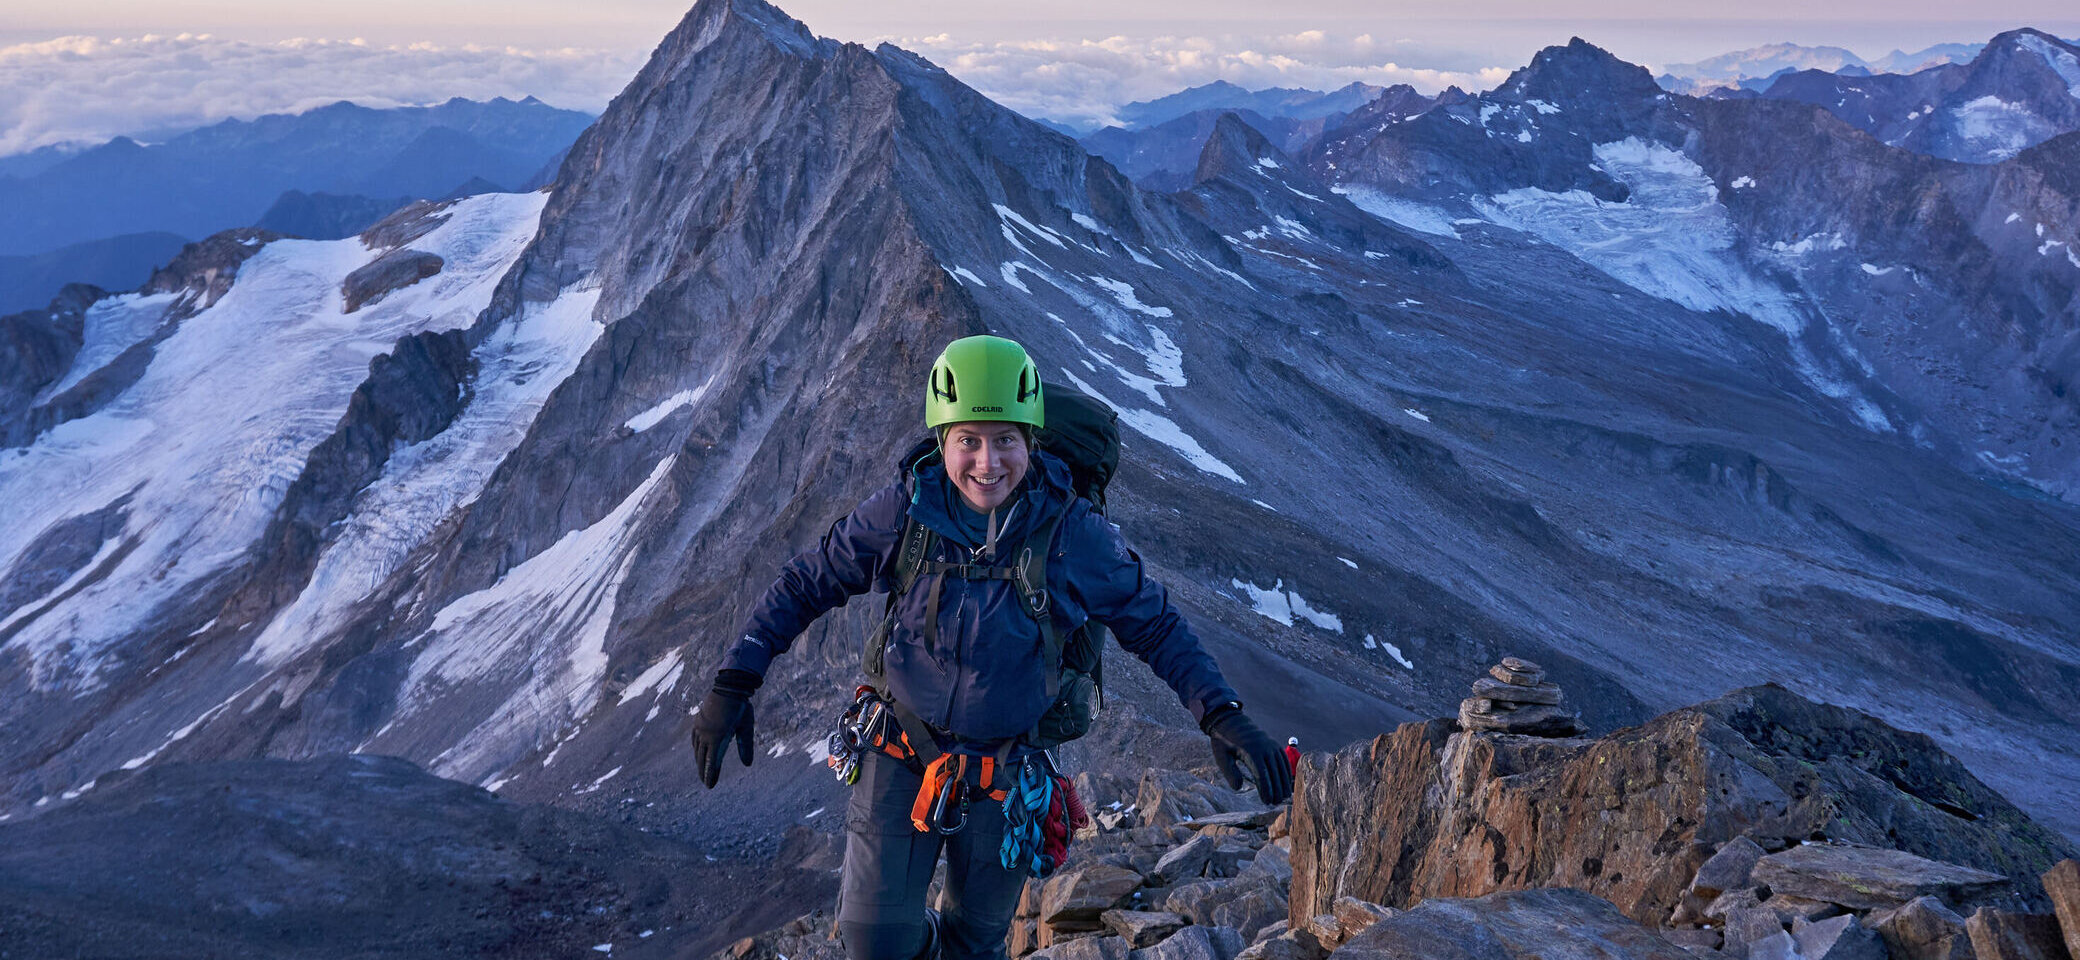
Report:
1193,112,1285,184
1498,37,1665,109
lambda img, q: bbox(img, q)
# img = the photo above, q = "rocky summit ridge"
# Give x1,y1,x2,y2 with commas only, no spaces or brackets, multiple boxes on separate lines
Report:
1,0,2079,952
721,680,2080,960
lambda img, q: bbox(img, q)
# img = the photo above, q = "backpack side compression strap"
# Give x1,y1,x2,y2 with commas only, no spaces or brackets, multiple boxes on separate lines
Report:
864,518,937,682
1016,512,1067,700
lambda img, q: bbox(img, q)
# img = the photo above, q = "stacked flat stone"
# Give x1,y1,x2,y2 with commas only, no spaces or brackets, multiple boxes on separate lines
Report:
1457,657,1588,737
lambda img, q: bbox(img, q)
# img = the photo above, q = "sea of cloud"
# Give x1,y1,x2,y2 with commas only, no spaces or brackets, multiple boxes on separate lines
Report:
0,27,1511,156
897,30,1511,130
0,33,645,155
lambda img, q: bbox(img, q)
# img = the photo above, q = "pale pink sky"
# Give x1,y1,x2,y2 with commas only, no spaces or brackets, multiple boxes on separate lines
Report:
4,0,2076,153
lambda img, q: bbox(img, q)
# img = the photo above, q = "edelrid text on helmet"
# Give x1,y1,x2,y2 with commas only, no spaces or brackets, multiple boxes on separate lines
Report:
926,335,1044,430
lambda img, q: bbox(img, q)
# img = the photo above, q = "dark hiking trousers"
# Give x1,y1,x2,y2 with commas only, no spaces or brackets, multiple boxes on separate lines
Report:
840,751,1025,960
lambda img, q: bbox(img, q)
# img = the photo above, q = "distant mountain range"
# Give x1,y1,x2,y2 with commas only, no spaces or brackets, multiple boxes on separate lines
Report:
1657,40,1988,93
0,97,595,314
1111,80,1387,131
1746,28,2080,163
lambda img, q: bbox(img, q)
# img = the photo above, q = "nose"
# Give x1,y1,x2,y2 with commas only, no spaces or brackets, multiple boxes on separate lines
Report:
975,442,997,473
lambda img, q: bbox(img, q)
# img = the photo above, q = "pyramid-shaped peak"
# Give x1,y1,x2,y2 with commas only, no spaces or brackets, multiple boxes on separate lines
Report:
1498,37,1661,105
1193,111,1290,185
664,0,839,63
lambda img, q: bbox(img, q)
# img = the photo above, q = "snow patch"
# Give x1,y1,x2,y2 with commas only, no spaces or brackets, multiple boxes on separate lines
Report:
1950,96,2041,161
1,192,551,691
1253,156,1281,170
1403,408,1430,422
947,266,988,287
1860,263,1895,276
994,204,1068,249
37,292,180,401
2016,34,2080,98
1086,275,1173,317
1251,499,1277,512
1071,213,1104,233
1338,557,1358,569
400,454,678,784
1730,176,1756,189
1526,99,1561,114
2006,212,2023,224
245,281,607,669
1229,578,1341,631
1335,187,1460,238
1516,130,1533,143
617,650,685,706
1367,634,1416,669
625,377,716,433
1060,370,1242,483
1476,138,1887,432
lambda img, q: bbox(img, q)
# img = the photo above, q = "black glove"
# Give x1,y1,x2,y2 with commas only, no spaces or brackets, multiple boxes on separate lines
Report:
690,669,762,789
1202,704,1293,806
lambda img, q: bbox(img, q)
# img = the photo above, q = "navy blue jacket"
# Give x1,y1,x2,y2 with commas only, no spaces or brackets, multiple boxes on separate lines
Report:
723,451,1240,745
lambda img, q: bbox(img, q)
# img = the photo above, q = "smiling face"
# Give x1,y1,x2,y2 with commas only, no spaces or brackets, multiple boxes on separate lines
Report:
942,421,1031,513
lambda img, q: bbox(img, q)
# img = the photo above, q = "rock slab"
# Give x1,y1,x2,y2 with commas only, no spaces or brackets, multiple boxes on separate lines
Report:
2045,860,2080,960
1752,843,2009,911
1966,908,2072,960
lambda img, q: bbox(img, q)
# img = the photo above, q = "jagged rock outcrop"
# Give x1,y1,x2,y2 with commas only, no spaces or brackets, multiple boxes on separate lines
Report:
342,248,446,312
0,283,98,444
1288,684,2076,928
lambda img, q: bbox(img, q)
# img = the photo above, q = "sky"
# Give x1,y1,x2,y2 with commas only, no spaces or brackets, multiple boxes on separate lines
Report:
4,0,2078,155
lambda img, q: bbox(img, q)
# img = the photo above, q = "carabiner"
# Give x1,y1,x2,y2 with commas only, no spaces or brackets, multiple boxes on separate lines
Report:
930,775,968,835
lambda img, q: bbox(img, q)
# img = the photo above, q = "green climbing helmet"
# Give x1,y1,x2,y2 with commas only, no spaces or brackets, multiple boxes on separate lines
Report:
925,335,1045,430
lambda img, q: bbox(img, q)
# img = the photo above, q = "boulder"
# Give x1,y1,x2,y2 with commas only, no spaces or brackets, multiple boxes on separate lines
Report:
1752,844,2009,912
1726,904,1789,955
1330,888,1694,960
1746,931,1800,960
1966,908,2071,960
1211,887,1288,942
1138,770,1258,828
2045,860,2080,959
341,247,444,312
1766,896,1843,924
1706,888,1764,922
1288,686,2076,929
1162,881,1223,924
1041,864,1144,925
1152,835,1220,884
1100,910,1188,948
1791,915,1887,960
1268,809,1290,841
1331,896,1396,940
1871,896,1970,960
1252,921,1290,945
1235,842,1293,887
1690,837,1767,900
1206,841,1254,879
1021,879,1046,918
1035,934,1131,960
1129,925,1244,960
1457,700,1587,736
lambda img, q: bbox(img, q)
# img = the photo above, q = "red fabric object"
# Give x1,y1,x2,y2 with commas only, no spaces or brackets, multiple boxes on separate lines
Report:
1041,787,1069,870
1058,775,1090,830
1284,744,1301,774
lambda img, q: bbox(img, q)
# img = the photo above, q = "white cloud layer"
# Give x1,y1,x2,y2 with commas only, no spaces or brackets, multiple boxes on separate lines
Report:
896,31,1512,130
0,33,643,155
0,27,1509,156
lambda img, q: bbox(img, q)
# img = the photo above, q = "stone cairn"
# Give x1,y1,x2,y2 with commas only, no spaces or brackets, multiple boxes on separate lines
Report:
1456,657,1587,737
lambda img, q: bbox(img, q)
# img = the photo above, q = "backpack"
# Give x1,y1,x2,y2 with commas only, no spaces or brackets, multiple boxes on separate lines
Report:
862,385,1122,748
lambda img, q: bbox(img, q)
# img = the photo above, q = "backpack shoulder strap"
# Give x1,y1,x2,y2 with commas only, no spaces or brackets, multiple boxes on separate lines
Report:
865,515,937,683
891,514,934,595
1016,511,1068,698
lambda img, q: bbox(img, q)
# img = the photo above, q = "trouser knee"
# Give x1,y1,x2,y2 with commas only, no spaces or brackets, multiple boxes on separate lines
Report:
840,920,930,960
